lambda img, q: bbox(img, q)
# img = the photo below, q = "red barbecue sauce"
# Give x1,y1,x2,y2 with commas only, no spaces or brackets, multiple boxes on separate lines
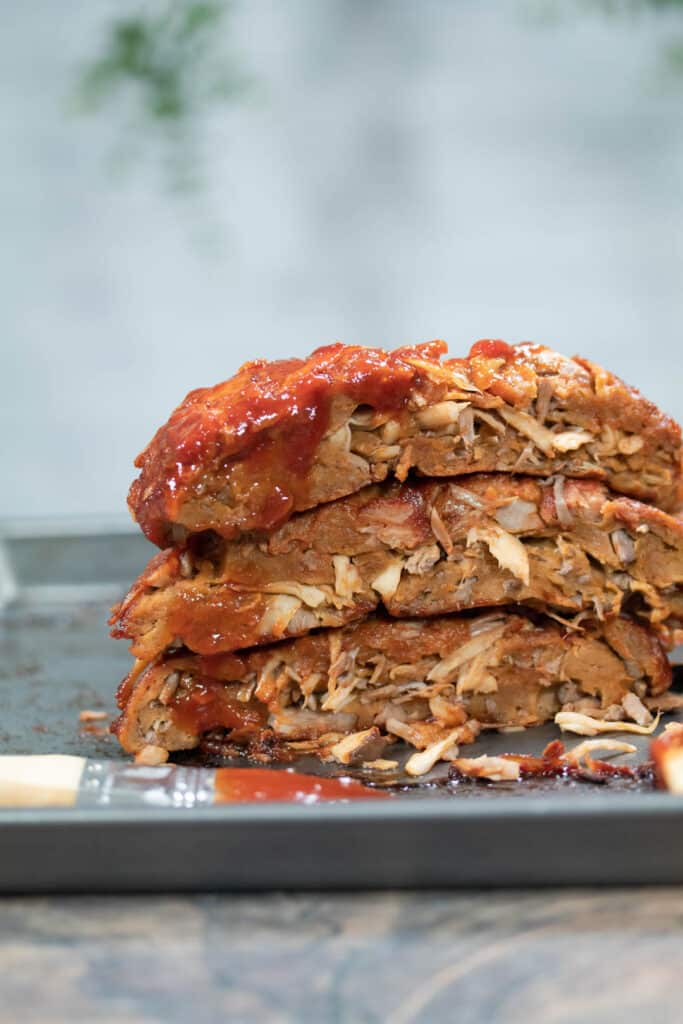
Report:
450,740,642,786
214,767,388,804
511,740,637,781
469,338,514,361
164,589,267,657
167,677,387,803
170,678,267,736
128,341,447,545
467,338,536,404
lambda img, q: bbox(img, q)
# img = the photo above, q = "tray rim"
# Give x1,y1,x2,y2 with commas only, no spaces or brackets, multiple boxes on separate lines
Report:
3,526,683,892
2,789,682,826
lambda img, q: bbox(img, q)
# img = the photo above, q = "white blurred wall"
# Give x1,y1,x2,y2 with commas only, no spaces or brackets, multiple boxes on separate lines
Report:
1,0,682,523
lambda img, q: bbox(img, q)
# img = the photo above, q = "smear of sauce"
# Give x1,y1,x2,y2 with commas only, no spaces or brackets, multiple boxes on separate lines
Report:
468,338,514,361
128,341,445,545
214,767,388,804
171,677,267,737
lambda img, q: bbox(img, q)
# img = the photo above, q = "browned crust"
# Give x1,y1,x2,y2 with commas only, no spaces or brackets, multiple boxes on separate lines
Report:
113,610,672,757
111,474,683,659
128,339,681,546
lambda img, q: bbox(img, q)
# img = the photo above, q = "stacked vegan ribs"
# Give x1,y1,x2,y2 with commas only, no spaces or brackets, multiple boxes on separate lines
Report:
111,339,683,774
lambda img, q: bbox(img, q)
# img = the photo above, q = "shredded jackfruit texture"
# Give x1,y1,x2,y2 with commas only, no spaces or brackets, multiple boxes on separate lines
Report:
555,710,661,737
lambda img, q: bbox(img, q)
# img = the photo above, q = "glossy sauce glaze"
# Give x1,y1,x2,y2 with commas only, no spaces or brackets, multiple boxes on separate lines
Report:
170,677,267,737
129,341,447,545
214,767,388,803
468,338,515,362
163,588,268,657
126,337,683,546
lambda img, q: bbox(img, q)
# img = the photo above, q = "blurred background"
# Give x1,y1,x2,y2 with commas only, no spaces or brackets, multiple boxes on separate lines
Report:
2,0,682,527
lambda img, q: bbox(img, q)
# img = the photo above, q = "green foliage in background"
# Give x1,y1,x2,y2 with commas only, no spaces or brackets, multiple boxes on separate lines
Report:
587,1,683,9
77,0,682,198
583,0,683,76
76,0,246,192
533,0,683,77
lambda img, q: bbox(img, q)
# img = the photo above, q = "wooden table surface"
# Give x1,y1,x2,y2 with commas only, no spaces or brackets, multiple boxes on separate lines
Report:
1,888,682,1023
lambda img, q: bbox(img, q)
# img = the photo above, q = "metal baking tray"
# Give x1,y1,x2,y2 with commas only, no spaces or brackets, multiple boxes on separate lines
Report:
1,525,682,892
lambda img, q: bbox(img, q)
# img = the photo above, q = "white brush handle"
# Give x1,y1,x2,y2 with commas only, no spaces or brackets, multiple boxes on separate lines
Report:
0,755,86,807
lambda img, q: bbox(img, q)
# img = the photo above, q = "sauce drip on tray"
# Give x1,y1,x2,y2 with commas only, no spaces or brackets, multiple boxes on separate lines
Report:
214,767,388,804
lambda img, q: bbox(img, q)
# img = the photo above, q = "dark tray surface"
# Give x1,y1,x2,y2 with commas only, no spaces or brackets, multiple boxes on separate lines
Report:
1,530,682,890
